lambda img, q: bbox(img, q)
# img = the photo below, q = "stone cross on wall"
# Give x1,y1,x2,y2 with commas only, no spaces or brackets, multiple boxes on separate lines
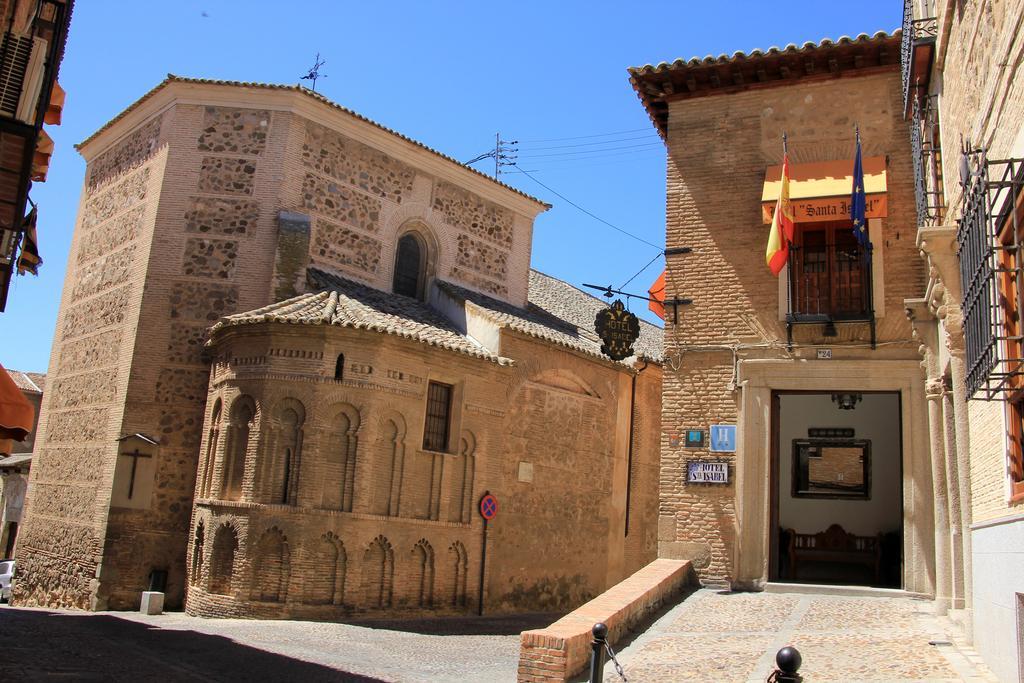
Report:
121,448,152,500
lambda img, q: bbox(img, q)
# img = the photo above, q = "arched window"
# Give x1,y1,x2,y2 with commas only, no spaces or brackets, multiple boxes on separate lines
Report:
334,353,345,381
393,233,424,298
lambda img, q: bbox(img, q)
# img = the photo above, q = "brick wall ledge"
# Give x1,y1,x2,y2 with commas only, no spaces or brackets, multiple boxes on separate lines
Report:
517,558,693,682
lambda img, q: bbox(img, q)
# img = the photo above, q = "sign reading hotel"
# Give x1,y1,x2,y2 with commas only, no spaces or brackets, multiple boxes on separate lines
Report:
687,460,729,484
595,299,641,361
761,155,888,224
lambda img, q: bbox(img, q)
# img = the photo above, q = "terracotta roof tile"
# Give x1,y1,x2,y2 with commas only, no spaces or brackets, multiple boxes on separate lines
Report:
6,370,44,394
211,268,663,367
628,30,898,75
211,270,510,365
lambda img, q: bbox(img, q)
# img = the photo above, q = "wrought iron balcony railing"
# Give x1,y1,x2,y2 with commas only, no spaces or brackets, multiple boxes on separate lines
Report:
911,94,945,226
901,0,939,114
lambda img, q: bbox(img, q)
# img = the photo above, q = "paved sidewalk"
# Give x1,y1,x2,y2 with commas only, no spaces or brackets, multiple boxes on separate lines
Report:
605,589,997,682
0,604,555,682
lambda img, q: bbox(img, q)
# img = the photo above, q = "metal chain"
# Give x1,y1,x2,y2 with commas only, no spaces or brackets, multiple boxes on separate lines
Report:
604,641,627,682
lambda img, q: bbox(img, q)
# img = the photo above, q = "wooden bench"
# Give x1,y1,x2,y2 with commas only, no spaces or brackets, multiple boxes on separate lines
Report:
787,524,881,583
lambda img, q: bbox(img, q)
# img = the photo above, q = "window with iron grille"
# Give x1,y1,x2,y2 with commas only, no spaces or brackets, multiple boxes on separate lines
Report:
423,381,452,452
957,153,1024,400
789,220,871,320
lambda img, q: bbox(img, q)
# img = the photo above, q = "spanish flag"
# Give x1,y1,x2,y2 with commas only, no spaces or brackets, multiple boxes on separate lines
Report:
765,153,794,276
647,270,665,320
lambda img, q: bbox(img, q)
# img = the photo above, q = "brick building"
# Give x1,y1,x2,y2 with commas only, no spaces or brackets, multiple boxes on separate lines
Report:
13,76,662,617
902,0,1024,678
630,32,938,594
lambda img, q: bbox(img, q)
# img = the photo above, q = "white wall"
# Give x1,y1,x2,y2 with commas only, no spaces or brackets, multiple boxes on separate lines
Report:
972,518,1024,683
778,393,902,537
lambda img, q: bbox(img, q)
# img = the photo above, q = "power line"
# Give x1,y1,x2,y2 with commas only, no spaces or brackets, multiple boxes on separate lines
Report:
511,164,662,251
519,141,663,159
620,251,663,290
519,133,658,151
517,127,654,144
500,151,664,172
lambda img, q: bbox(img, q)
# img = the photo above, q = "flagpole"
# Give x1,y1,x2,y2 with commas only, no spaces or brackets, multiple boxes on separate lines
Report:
782,132,793,337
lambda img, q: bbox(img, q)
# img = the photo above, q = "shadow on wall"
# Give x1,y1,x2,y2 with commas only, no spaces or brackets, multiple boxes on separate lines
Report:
0,607,383,682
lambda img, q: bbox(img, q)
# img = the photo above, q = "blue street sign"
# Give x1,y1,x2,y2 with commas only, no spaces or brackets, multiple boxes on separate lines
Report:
709,424,737,452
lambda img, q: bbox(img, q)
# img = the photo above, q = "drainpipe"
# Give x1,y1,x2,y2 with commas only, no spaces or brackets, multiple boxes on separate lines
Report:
624,360,649,536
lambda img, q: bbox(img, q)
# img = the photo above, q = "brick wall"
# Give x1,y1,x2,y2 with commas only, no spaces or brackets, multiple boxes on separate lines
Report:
184,323,659,619
659,67,923,582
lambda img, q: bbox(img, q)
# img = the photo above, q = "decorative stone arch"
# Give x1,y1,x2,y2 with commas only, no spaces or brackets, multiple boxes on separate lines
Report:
321,402,361,511
190,520,205,587
368,410,407,517
221,395,258,501
445,541,468,608
265,397,306,505
305,532,346,606
528,368,601,399
252,526,291,603
447,430,476,523
361,535,394,609
200,399,223,498
410,538,435,608
208,522,239,596
391,219,440,300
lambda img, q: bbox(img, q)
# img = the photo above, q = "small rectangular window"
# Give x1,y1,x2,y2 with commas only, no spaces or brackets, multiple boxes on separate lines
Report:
423,381,453,452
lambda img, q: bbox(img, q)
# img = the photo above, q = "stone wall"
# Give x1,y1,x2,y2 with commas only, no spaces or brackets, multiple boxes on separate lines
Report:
659,68,922,583
937,0,1024,525
13,139,167,609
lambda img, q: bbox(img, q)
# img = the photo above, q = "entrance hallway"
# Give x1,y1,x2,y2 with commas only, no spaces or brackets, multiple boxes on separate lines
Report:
606,589,996,682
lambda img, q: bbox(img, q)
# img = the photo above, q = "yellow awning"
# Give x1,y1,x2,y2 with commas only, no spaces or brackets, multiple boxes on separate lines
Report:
761,156,887,201
761,156,888,224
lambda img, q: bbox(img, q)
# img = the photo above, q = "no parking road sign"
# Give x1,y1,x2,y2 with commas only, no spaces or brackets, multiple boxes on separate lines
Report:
479,493,498,520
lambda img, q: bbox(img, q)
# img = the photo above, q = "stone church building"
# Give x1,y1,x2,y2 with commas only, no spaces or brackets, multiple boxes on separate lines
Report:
14,76,662,617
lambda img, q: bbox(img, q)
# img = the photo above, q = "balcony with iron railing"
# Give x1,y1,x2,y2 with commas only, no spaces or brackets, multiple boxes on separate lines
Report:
901,0,938,116
911,94,945,227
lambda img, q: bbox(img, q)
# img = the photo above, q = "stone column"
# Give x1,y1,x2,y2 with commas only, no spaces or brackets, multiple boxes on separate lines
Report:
940,306,974,632
941,386,965,609
924,376,953,614
911,301,952,614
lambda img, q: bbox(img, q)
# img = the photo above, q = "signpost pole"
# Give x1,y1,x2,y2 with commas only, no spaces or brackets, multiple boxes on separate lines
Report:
477,491,497,616
478,515,488,616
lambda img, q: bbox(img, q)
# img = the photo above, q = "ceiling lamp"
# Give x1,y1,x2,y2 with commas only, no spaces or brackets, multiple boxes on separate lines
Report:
831,392,863,410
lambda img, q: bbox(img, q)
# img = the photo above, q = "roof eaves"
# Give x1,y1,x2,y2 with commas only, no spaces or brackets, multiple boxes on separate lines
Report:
76,75,550,210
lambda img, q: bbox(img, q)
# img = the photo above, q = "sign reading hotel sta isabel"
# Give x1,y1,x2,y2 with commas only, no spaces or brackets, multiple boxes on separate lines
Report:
762,194,887,224
595,299,641,361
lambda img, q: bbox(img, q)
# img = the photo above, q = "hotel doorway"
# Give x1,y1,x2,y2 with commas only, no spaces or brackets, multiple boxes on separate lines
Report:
770,391,903,588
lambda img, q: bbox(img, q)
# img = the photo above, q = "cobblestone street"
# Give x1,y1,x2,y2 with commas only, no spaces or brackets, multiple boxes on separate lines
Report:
0,605,556,682
606,589,999,682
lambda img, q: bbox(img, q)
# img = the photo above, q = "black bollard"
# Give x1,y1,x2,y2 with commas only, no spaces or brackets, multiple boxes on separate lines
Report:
589,622,608,683
767,646,802,682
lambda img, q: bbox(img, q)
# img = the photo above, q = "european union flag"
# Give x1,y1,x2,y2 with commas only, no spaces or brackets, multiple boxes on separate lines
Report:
851,130,871,261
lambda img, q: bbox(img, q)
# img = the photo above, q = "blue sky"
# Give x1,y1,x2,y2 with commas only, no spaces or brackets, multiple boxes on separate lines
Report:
1,1,901,372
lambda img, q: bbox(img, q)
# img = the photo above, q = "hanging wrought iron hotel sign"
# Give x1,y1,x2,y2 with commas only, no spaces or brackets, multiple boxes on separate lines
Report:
595,299,641,361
